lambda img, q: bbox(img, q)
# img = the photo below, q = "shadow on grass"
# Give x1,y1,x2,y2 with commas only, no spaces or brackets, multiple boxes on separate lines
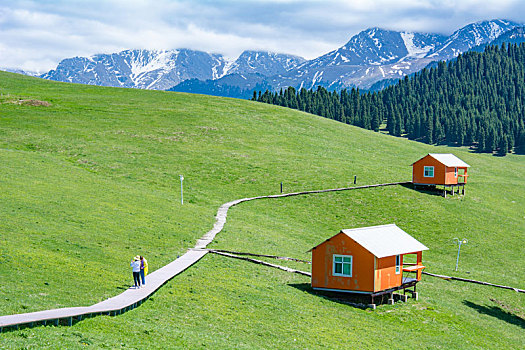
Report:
463,300,525,329
401,182,468,198
289,283,392,309
116,285,131,291
399,182,445,197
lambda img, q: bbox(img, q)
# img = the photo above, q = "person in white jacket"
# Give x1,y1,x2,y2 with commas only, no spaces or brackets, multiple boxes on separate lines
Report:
130,256,142,288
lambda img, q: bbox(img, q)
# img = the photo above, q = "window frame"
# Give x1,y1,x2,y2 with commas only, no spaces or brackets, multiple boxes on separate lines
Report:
423,166,434,178
333,254,353,277
454,167,458,177
395,254,401,274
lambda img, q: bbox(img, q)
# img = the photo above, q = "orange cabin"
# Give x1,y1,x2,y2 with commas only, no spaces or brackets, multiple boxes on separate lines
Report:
310,224,428,294
412,153,470,186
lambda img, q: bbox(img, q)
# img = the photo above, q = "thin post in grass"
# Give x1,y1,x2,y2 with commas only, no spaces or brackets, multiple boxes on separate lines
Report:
179,175,184,205
453,238,468,271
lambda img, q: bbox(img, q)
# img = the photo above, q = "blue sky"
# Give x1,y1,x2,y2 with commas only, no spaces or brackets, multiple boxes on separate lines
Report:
1,0,525,73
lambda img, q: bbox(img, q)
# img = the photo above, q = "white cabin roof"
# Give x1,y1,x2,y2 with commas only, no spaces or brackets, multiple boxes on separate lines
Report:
341,224,428,258
425,153,470,167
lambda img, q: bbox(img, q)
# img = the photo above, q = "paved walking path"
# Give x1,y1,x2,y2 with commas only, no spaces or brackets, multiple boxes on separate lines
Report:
0,181,409,330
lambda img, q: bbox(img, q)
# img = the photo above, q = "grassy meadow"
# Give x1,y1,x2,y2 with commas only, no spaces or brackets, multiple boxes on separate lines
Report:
0,71,523,349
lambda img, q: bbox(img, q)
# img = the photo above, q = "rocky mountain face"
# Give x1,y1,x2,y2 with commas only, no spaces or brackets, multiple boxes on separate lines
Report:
38,19,522,95
471,26,525,52
3,68,40,76
41,49,228,90
271,19,520,91
226,51,305,76
41,49,304,91
272,28,447,90
171,19,522,95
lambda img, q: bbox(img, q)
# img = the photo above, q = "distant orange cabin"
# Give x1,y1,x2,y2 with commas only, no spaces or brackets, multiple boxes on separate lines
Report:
412,153,470,186
310,224,428,294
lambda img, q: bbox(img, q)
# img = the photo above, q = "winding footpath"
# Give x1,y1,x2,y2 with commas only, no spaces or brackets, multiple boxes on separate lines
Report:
0,181,409,331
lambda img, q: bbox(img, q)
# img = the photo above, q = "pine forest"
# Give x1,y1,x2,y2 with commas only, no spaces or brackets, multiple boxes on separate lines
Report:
253,43,525,155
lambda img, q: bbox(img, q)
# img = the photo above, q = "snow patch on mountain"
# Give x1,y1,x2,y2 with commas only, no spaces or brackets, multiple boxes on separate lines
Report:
400,32,434,59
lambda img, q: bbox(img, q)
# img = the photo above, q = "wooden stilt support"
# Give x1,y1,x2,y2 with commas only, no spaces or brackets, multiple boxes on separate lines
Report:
388,292,394,304
54,319,59,326
394,293,408,302
68,317,73,326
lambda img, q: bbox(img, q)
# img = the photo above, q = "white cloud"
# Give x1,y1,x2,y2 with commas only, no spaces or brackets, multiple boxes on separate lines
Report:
0,0,524,72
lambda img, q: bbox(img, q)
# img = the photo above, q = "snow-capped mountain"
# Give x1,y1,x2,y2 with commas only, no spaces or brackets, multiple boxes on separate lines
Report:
431,19,516,58
304,28,445,68
167,51,304,98
226,51,305,76
37,19,522,95
272,19,520,90
272,28,447,90
41,49,228,90
471,26,525,52
172,19,521,96
3,68,41,76
40,49,304,90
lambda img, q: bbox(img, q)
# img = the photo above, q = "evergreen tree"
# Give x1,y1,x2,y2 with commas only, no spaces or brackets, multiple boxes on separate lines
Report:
498,135,509,155
251,42,525,155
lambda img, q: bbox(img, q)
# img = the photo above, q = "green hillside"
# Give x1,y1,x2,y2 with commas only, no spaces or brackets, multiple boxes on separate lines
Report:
0,71,523,349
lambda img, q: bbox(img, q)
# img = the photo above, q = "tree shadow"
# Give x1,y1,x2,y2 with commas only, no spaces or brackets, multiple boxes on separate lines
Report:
289,283,390,309
463,300,525,329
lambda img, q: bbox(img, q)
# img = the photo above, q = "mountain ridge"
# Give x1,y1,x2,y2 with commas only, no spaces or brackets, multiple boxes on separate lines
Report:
34,19,524,94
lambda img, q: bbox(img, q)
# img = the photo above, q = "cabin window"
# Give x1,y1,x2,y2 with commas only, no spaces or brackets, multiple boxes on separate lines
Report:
333,254,352,277
395,255,401,274
454,167,458,177
424,166,434,177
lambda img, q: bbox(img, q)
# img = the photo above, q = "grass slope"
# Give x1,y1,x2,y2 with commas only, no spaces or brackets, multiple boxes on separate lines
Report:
0,71,523,349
